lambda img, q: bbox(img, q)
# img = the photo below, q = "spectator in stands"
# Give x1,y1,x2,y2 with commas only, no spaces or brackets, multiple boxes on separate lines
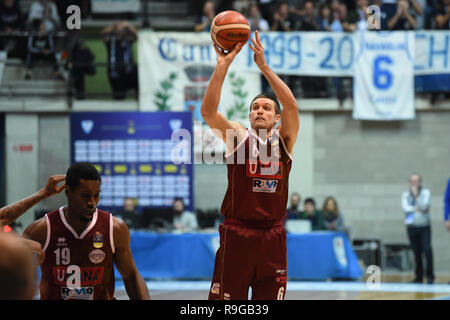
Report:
329,0,346,32
257,0,278,26
68,38,95,100
317,3,332,31
321,196,348,235
401,173,434,284
342,0,369,31
102,21,138,100
444,177,450,231
246,2,270,31
436,0,450,29
114,197,139,230
25,18,62,80
0,0,24,54
296,1,320,31
299,198,326,231
286,192,301,220
270,1,294,31
387,0,417,30
194,0,215,32
172,197,198,233
27,0,60,33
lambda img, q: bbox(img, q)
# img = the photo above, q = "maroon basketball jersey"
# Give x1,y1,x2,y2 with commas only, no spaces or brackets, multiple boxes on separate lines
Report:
220,129,292,222
40,207,115,300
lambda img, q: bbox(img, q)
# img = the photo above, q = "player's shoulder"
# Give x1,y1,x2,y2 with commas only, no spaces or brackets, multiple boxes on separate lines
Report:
23,216,47,244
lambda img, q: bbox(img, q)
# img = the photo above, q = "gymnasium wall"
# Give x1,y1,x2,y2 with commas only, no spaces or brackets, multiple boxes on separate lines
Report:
4,111,450,272
312,111,450,273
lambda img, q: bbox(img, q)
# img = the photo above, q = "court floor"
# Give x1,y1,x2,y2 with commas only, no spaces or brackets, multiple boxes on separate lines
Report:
115,276,450,300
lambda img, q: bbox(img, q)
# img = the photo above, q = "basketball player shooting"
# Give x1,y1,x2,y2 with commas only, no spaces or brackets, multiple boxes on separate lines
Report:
202,31,300,300
23,162,150,300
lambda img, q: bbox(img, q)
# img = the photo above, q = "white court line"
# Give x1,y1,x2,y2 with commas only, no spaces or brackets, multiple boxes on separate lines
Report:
115,280,450,294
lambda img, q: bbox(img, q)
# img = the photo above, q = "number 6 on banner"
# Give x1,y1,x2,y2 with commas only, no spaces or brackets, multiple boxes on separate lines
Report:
373,55,393,90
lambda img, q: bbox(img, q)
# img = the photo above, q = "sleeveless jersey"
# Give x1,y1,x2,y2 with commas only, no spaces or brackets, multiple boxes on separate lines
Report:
220,129,292,222
40,207,115,300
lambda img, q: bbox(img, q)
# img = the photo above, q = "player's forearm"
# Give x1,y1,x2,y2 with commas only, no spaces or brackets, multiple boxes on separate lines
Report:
201,63,229,118
259,63,297,111
0,189,48,227
124,274,150,300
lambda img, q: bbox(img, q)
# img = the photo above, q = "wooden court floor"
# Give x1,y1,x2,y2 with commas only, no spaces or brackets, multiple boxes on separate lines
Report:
114,274,450,300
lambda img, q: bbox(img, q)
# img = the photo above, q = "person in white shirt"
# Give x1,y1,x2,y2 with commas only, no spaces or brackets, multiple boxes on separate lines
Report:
172,198,198,233
401,173,434,284
27,0,60,33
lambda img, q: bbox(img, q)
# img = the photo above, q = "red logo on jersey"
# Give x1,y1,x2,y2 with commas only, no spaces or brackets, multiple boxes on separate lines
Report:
246,160,282,179
53,267,104,286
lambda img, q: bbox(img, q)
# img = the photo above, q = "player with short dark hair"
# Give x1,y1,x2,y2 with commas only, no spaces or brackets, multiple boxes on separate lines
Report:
202,31,300,300
23,162,150,300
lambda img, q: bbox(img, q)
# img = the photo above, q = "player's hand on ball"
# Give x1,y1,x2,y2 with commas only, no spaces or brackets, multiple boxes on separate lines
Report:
213,42,244,66
249,30,267,69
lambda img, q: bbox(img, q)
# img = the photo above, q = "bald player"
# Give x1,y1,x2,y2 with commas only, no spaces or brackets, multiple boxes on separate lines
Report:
202,31,300,300
0,231,36,300
0,174,66,264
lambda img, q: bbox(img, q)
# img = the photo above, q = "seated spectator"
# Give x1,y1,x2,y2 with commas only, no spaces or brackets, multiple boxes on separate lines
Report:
387,0,417,30
297,1,320,31
436,0,450,29
299,198,326,231
101,21,138,100
286,192,301,220
194,0,215,32
0,0,24,54
25,19,62,80
321,196,348,235
246,2,270,31
317,3,332,31
329,0,346,32
27,0,60,33
270,1,295,31
172,197,198,233
343,0,369,31
68,38,96,100
114,197,139,229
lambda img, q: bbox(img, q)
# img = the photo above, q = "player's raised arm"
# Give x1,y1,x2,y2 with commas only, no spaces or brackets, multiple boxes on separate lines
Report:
112,217,150,300
0,175,65,228
200,43,246,144
249,31,299,154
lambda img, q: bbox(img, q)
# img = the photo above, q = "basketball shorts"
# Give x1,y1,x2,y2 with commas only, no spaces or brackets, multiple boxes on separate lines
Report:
208,219,287,300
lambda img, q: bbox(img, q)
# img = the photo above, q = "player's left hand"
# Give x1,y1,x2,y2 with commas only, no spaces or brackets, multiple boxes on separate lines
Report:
249,30,267,70
42,174,66,197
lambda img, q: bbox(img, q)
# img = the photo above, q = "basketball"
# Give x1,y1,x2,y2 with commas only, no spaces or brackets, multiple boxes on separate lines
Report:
210,10,251,51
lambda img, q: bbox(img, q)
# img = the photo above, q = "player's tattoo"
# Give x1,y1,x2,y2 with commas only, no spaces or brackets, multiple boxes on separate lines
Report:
0,195,42,227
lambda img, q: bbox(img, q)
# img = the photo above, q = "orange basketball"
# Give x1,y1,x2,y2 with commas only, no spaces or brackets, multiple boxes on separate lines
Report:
210,11,251,51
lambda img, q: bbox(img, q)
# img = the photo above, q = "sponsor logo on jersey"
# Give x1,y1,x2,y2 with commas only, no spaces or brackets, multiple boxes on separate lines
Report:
61,286,94,300
93,232,103,248
53,266,104,286
246,160,282,179
89,249,106,264
57,237,67,247
252,179,278,193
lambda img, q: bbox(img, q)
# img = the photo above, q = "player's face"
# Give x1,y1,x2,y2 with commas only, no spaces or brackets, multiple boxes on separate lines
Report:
249,98,280,131
66,179,101,222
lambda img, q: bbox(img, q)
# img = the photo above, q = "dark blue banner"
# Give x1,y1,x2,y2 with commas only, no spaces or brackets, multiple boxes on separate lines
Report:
70,112,193,212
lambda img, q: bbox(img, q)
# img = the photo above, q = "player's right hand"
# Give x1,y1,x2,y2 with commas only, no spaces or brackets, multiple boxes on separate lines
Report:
213,42,244,67
445,220,450,232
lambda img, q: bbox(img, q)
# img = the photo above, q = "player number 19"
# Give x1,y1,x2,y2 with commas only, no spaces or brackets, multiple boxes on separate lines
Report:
54,247,71,265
